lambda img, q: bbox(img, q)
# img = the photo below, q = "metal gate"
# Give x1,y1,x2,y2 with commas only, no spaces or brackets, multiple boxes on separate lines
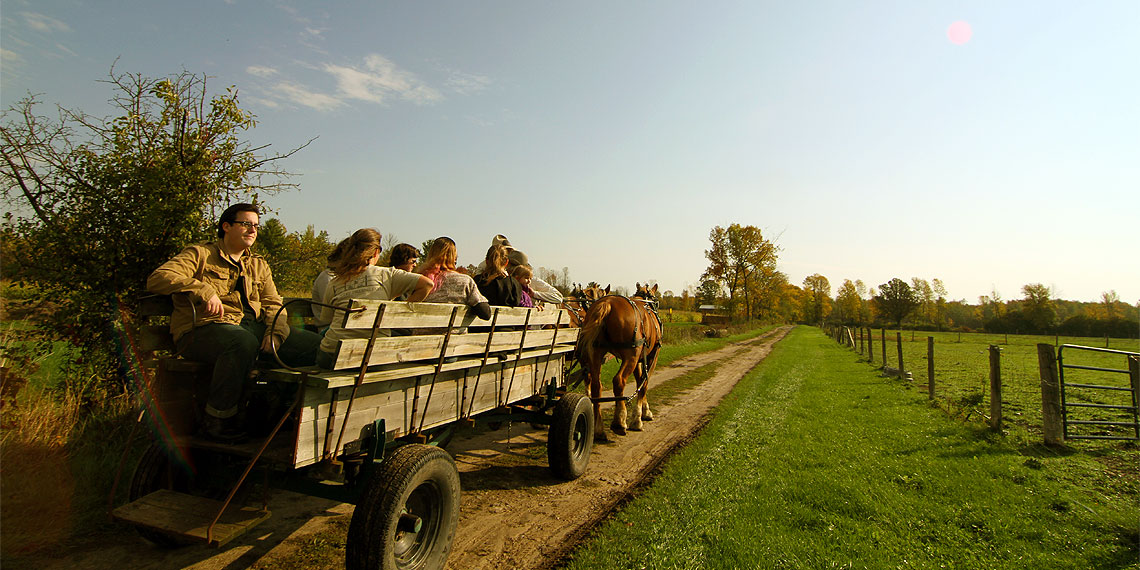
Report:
1057,344,1140,441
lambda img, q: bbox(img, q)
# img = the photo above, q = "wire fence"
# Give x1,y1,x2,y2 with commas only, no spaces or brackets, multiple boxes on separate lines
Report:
825,326,1140,446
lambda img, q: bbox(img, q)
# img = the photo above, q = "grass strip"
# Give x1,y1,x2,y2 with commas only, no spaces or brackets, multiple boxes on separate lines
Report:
563,326,1139,570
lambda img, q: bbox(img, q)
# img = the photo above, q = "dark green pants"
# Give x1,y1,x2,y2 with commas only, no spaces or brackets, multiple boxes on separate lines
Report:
177,317,320,418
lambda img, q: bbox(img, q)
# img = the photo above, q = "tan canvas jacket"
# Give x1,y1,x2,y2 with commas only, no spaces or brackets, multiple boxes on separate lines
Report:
146,241,290,342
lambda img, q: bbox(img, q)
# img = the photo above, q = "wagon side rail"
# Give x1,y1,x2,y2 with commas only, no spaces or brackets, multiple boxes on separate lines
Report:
297,299,579,466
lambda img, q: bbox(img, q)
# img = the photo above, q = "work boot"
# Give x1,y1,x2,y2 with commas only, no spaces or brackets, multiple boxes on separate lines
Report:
198,414,249,444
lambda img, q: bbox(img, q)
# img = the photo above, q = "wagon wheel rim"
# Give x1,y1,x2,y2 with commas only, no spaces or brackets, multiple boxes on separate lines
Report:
571,413,589,459
393,480,444,565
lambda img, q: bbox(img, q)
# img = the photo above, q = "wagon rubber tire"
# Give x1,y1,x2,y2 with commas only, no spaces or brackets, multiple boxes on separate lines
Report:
346,444,461,570
547,392,594,480
127,443,195,548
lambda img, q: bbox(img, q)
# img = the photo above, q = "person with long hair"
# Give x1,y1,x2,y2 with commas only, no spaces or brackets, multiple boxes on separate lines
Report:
477,243,523,307
413,236,457,291
317,228,433,369
417,237,492,320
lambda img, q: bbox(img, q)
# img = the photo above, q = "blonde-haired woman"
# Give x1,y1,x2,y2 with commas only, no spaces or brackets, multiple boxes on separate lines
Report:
317,228,432,369
416,237,492,320
413,236,457,291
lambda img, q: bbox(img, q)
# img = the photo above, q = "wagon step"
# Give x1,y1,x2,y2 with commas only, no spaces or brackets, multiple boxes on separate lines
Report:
111,489,271,547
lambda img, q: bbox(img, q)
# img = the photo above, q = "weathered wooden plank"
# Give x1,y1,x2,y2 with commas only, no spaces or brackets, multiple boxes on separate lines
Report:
296,368,472,467
331,327,580,370
110,489,270,547
261,344,574,390
293,355,565,467
322,345,574,389
341,301,571,330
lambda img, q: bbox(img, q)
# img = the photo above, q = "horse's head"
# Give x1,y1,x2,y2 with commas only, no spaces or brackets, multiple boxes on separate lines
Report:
634,282,659,301
582,283,607,301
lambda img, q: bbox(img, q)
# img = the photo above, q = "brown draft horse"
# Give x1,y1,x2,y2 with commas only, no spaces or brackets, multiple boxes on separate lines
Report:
561,282,608,327
576,283,662,440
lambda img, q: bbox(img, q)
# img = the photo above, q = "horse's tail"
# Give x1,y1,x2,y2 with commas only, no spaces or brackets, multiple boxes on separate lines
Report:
578,301,611,362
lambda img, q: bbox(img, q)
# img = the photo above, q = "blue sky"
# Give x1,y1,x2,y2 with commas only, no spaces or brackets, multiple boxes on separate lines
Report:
3,1,1137,304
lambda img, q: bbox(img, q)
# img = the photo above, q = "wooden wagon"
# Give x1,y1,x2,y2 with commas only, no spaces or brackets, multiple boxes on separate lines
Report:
112,296,591,570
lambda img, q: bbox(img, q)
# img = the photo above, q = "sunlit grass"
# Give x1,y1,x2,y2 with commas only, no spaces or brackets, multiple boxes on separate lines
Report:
564,327,1139,570
849,328,1139,446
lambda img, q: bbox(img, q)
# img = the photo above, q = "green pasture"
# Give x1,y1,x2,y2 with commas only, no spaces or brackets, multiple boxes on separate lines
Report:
564,326,1139,570
849,329,1140,445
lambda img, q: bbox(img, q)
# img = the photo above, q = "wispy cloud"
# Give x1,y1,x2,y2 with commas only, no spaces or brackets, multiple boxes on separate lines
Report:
21,12,70,33
247,65,278,78
245,53,490,113
54,43,77,57
275,81,343,111
1,48,25,66
324,54,442,105
446,71,492,95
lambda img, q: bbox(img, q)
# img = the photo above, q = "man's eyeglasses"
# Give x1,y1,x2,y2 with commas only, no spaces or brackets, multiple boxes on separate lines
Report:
231,221,260,230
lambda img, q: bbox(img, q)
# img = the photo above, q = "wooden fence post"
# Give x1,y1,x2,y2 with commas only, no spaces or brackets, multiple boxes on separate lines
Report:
1130,356,1139,440
880,329,886,367
927,336,935,400
858,328,863,354
1037,343,1064,445
989,345,1002,431
896,332,904,373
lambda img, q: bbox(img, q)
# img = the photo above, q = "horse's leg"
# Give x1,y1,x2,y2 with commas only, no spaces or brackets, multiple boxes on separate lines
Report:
610,356,637,436
629,360,646,431
587,357,607,441
639,351,658,422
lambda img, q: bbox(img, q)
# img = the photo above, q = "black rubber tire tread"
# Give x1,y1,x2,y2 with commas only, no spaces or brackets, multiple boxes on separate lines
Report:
346,444,461,570
127,443,195,548
547,392,594,480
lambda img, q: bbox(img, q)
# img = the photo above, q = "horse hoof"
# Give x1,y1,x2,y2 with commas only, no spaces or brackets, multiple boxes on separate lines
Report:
641,414,654,421
595,431,610,442
629,425,643,432
611,424,627,436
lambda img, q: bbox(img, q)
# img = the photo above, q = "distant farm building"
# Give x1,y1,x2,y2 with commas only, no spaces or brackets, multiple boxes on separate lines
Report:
699,304,729,326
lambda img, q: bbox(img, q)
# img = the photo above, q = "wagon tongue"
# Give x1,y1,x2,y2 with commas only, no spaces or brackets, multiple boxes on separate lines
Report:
111,489,271,547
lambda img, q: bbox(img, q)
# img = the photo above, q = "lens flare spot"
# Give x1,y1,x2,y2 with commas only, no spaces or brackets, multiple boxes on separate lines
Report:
947,21,972,45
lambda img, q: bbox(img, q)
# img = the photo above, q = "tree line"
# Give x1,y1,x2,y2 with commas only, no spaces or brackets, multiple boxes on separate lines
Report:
692,226,1136,338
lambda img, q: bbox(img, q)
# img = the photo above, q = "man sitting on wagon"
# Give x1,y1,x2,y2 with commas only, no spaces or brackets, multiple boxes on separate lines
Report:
147,203,322,442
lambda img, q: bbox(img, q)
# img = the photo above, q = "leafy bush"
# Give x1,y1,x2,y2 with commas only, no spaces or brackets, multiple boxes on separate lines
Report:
2,68,306,394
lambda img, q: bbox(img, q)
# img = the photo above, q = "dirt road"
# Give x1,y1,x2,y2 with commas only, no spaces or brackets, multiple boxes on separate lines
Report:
445,325,790,570
5,326,789,570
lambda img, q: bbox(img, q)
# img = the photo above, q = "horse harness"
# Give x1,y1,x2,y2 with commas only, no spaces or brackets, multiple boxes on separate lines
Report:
594,294,662,354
